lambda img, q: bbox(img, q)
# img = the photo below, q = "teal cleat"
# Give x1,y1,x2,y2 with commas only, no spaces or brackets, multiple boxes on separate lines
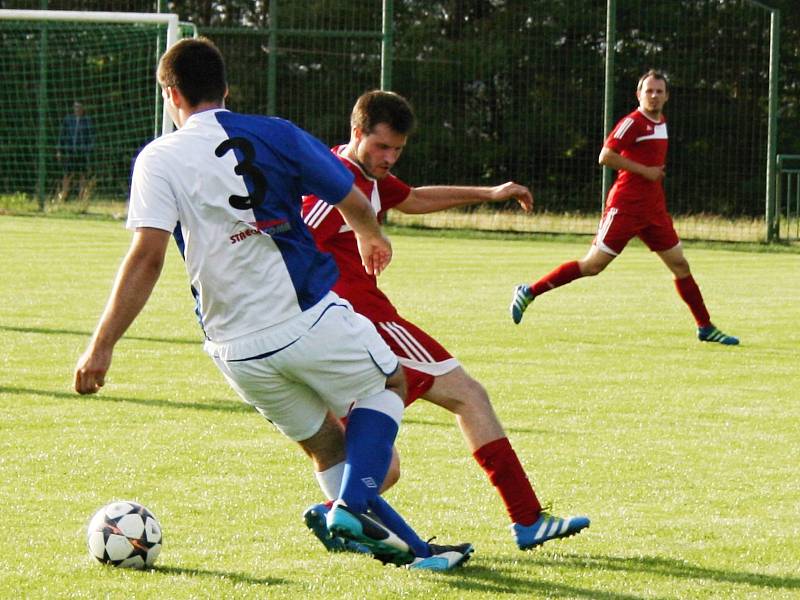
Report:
512,512,590,550
510,284,534,324
407,542,474,571
326,501,414,566
697,325,739,345
303,503,371,554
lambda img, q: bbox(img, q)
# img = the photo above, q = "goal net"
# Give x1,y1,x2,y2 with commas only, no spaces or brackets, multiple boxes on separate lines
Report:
0,10,189,207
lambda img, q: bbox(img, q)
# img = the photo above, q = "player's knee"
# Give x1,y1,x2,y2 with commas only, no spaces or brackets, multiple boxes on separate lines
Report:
445,376,491,417
580,260,606,276
464,379,493,415
672,259,691,278
385,366,407,404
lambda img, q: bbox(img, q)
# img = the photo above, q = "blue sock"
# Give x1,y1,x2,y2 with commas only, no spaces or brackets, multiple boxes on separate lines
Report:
339,407,397,513
369,496,431,558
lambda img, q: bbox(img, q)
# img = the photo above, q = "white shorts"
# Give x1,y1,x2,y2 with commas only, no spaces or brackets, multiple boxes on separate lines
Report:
212,301,399,441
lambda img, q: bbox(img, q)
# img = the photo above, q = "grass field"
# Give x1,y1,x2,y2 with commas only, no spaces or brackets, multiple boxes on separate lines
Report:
1,214,798,599
0,195,784,244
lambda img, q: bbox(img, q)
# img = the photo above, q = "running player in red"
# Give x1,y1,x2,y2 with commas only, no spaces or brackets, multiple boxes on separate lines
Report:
302,90,590,553
511,70,739,346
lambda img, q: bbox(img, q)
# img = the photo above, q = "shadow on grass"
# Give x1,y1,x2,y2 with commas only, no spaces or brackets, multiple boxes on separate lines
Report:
403,415,549,436
0,324,199,345
419,563,653,600
539,553,800,592
445,553,800,598
0,385,252,414
153,564,286,587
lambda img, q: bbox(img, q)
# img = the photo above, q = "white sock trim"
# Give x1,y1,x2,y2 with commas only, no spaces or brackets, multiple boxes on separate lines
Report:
315,461,345,501
351,389,404,426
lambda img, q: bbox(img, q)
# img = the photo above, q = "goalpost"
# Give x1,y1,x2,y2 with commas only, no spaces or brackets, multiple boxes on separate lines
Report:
0,10,193,208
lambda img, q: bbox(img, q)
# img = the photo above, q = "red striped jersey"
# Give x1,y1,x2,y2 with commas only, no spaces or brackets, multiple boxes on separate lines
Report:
604,108,668,208
301,146,411,321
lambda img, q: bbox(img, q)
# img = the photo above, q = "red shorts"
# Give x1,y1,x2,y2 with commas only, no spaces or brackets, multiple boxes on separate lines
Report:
374,316,459,406
594,203,680,255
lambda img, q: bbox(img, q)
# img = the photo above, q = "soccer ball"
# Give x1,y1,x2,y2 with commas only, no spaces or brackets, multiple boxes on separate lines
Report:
87,501,163,569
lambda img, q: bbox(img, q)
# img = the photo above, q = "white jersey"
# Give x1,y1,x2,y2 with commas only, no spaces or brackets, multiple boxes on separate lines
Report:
127,109,353,357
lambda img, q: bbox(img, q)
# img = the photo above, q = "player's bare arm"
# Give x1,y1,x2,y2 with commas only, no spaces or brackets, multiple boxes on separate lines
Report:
73,227,170,395
598,146,665,182
335,185,393,276
397,181,533,214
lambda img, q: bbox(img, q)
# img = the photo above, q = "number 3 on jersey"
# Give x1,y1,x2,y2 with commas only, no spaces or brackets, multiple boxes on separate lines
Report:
215,137,268,210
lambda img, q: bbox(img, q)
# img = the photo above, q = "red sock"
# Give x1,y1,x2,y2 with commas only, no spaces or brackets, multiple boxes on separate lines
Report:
530,260,583,297
473,437,541,526
674,275,711,328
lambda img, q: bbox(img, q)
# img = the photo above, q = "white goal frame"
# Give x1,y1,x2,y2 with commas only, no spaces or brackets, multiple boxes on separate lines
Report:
0,9,188,135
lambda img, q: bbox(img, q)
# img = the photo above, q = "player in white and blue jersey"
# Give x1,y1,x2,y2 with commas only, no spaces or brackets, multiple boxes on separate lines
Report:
73,38,472,571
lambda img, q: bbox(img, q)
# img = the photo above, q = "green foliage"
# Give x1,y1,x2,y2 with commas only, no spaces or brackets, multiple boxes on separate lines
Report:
1,214,798,598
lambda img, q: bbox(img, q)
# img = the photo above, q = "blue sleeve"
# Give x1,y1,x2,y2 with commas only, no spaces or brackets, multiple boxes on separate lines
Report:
290,126,354,205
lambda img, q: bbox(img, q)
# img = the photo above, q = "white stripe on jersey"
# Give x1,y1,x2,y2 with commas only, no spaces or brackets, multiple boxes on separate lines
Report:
635,122,668,142
379,322,436,363
613,117,635,139
398,356,460,376
303,198,335,229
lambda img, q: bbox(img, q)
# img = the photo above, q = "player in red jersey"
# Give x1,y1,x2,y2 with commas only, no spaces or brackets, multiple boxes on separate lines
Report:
511,70,739,346
301,90,590,552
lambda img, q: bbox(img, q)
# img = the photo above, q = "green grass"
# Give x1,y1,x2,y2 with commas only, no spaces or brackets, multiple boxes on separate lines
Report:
1,214,798,599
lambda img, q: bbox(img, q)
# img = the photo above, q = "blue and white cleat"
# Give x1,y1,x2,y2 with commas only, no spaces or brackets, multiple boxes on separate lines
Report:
303,503,371,554
510,284,534,325
512,512,590,550
697,325,739,345
407,542,474,571
326,500,414,566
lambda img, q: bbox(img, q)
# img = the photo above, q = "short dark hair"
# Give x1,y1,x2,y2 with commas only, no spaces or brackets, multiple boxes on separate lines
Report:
158,37,227,106
350,90,416,136
637,69,669,93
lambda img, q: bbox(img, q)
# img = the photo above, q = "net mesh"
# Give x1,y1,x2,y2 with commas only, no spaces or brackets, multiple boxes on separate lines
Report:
204,2,383,147
0,2,779,242
0,17,168,204
387,0,772,242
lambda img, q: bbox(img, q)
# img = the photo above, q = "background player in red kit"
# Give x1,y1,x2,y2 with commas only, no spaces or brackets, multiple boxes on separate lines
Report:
302,90,590,552
511,70,739,346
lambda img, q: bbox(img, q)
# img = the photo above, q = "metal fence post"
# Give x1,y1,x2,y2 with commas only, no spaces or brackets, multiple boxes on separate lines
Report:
765,8,780,242
36,20,48,209
155,0,166,138
381,0,393,91
601,0,616,212
267,0,278,115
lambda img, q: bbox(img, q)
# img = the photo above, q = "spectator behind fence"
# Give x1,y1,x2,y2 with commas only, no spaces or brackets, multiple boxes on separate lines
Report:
57,100,95,202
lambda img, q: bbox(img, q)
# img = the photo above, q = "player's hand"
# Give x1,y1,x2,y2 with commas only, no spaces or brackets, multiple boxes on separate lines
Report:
356,231,393,276
489,181,533,212
73,344,112,395
641,165,666,182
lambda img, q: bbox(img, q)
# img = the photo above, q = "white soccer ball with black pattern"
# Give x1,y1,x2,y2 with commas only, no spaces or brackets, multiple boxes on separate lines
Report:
86,501,162,569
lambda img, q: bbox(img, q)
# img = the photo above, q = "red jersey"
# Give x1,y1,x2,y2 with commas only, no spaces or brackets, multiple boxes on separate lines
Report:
302,146,459,405
301,146,411,322
604,108,668,211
